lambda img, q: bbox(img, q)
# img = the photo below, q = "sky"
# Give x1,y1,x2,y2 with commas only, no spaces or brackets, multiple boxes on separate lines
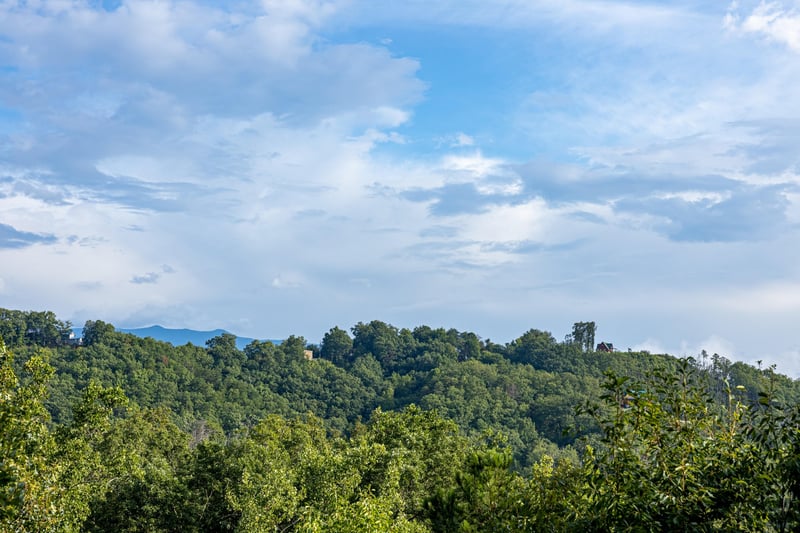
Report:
1,0,800,376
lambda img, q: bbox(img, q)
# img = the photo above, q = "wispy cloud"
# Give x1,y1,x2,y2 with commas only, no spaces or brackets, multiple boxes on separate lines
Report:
726,1,800,52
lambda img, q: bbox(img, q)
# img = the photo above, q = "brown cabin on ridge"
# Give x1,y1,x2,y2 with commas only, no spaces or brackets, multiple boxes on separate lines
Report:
596,342,614,353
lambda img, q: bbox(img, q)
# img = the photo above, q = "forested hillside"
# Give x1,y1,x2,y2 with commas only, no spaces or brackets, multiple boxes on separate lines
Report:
2,308,800,531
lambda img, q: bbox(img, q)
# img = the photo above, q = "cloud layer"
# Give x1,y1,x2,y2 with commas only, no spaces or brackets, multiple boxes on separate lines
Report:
1,0,800,375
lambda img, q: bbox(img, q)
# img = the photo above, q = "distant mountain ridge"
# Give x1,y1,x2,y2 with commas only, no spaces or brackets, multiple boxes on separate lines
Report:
73,325,279,350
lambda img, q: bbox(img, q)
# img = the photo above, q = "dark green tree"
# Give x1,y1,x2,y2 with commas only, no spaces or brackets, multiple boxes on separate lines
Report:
320,326,354,367
82,319,116,347
571,321,596,353
0,308,27,346
352,321,402,365
426,448,527,533
508,329,557,367
281,335,307,359
206,333,245,378
457,332,482,361
243,339,277,372
24,311,70,347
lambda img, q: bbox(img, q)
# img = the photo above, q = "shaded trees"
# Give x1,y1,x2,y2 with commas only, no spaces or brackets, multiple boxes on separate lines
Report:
0,308,70,348
320,326,353,367
82,319,115,347
508,329,558,368
352,320,405,367
569,321,596,353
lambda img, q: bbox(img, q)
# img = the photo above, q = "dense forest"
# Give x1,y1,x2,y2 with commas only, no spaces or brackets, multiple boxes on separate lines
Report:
2,307,799,531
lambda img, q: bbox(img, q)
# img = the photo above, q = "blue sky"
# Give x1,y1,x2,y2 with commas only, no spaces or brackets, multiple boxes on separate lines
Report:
2,0,800,376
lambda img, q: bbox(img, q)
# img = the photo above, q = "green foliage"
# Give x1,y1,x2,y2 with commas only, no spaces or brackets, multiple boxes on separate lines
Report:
353,406,470,514
2,309,800,531
569,321,596,353
0,342,77,532
573,359,800,531
351,320,404,366
320,326,353,367
0,308,71,348
81,319,115,347
508,329,558,367
426,448,526,532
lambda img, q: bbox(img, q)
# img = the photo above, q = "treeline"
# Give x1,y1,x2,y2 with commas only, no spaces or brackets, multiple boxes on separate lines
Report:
2,309,800,530
3,310,800,470
0,308,72,347
3,342,800,531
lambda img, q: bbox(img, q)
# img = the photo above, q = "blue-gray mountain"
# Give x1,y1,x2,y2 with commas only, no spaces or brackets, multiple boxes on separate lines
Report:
72,324,279,350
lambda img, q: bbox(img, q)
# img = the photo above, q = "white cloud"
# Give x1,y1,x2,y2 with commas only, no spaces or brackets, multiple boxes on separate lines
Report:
7,0,335,71
2,0,800,378
439,152,523,195
678,335,739,360
630,338,669,354
731,1,800,52
761,349,800,378
0,1,422,123
653,190,732,204
441,153,504,178
463,200,549,244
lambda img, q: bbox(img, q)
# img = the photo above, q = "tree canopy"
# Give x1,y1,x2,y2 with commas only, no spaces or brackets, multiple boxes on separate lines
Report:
1,309,799,531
